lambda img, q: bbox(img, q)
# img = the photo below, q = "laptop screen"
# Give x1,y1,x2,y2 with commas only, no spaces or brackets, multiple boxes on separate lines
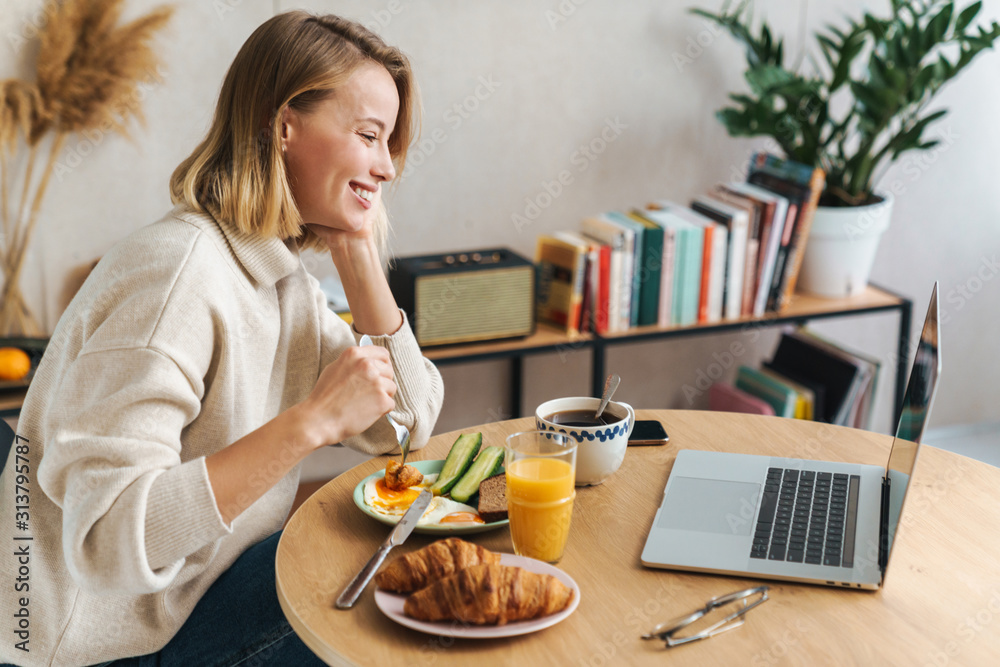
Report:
882,283,942,572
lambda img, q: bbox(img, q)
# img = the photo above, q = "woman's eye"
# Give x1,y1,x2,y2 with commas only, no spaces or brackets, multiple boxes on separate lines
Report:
360,133,377,143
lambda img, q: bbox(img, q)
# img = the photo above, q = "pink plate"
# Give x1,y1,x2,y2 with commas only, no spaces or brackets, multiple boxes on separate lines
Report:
373,553,581,638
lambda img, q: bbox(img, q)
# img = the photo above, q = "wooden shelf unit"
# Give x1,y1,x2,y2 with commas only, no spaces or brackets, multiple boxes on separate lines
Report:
0,286,913,426
426,284,913,424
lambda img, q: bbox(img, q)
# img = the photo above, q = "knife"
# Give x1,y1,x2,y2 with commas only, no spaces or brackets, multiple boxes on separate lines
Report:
335,488,432,609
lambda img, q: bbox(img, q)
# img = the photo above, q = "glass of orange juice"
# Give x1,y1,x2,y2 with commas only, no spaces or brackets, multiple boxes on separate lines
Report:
504,430,577,563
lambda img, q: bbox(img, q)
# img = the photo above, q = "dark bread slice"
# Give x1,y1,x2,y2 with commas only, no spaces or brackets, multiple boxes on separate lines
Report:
477,473,508,523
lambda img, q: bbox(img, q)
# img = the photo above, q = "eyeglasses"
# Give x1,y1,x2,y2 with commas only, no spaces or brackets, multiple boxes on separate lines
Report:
641,585,770,648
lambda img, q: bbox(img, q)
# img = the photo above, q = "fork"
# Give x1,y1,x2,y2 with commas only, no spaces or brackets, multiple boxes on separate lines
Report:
358,334,411,466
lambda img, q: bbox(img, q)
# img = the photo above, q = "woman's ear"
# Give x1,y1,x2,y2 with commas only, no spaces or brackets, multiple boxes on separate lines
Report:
280,106,295,150
281,107,288,151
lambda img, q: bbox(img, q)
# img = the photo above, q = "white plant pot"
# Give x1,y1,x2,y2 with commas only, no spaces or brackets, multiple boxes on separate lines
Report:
797,192,894,298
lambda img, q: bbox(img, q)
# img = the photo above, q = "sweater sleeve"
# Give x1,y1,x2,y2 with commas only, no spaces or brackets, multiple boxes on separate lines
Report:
37,347,232,595
310,276,444,455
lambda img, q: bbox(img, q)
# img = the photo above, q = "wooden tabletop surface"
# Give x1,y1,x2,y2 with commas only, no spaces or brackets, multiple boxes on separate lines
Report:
276,410,1000,666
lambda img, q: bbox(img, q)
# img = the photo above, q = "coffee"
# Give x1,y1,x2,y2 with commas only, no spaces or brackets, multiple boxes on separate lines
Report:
545,409,619,427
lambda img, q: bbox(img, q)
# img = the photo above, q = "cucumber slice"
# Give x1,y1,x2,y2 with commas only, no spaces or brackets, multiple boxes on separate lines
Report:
449,446,505,503
430,433,482,496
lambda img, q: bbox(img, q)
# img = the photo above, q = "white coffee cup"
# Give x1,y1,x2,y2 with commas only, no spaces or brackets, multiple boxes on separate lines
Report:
535,397,635,486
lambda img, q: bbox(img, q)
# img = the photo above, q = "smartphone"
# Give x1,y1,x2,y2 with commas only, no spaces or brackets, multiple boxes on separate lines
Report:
628,420,669,446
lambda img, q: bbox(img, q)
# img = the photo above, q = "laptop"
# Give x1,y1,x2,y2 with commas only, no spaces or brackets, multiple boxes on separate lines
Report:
641,283,941,590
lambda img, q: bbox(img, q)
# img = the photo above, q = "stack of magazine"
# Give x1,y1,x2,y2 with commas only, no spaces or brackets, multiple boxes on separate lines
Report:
710,327,882,429
533,152,826,335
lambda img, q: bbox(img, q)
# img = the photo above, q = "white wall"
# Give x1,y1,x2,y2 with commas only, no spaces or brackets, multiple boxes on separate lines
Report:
5,0,999,480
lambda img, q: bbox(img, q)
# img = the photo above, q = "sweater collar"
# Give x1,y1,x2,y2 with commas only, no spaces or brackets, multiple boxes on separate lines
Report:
175,206,302,287
218,218,301,288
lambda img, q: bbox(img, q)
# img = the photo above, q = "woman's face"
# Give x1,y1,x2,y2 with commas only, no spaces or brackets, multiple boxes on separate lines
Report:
283,63,399,234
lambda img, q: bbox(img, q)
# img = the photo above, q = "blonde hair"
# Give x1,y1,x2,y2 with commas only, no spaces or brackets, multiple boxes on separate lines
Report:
169,11,418,253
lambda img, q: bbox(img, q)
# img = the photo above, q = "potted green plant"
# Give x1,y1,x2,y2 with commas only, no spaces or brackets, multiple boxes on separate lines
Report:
693,0,1000,297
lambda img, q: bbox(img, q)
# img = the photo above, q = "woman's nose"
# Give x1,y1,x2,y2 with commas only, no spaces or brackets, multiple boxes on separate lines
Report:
373,144,395,182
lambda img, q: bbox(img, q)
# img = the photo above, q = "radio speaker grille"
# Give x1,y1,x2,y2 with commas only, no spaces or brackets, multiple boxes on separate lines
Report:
415,268,534,346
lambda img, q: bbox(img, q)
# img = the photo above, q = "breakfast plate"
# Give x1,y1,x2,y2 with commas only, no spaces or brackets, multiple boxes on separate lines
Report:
352,459,509,535
374,553,580,638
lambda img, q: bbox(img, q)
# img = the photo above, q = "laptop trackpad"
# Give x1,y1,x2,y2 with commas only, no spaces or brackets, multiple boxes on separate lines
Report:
657,477,759,537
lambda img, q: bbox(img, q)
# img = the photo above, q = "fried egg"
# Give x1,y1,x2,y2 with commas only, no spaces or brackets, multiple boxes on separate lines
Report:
363,473,486,526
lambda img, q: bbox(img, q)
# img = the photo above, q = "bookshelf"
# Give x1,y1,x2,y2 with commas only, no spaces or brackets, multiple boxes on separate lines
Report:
0,286,912,427
426,284,913,425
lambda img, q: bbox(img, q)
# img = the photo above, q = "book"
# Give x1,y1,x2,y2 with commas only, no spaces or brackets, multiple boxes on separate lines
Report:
659,224,676,327
651,200,729,323
758,366,816,420
554,231,600,333
636,208,703,326
689,195,748,320
580,217,626,333
535,234,587,334
708,382,776,416
795,329,882,429
739,174,807,311
592,241,612,334
631,208,682,325
603,211,645,328
762,360,827,424
626,210,665,327
651,201,729,324
747,152,826,311
703,188,762,317
852,362,881,430
767,329,871,425
724,182,789,317
631,211,678,327
735,365,798,418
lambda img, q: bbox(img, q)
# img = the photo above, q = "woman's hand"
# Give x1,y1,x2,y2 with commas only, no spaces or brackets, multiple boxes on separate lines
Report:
309,191,404,337
305,188,382,251
297,344,396,448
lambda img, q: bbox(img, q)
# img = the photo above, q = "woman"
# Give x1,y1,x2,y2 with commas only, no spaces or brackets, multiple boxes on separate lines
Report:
0,11,442,666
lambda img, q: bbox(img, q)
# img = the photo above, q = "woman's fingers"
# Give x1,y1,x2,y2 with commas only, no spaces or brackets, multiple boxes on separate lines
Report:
298,345,399,446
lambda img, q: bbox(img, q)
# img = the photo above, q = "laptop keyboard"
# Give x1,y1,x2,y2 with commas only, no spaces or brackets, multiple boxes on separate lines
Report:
751,468,861,567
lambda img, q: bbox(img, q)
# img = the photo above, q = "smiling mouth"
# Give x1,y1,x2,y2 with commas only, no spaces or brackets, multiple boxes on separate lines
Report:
352,185,375,202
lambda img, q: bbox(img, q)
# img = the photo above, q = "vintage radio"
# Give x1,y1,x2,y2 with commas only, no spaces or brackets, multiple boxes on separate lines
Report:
388,248,535,347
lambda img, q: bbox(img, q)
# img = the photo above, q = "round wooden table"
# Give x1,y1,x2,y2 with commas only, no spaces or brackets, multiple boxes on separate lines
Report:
276,410,1000,666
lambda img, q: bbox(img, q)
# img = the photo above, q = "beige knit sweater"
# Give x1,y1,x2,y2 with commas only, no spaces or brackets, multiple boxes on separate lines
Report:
0,206,443,666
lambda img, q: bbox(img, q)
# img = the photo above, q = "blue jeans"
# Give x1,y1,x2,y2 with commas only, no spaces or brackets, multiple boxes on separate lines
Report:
94,530,325,667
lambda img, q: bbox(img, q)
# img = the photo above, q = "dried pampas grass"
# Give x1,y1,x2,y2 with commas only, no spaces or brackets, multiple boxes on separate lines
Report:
0,0,173,337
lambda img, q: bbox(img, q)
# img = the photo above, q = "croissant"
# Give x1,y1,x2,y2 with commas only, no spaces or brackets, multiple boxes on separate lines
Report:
374,538,500,593
403,563,574,625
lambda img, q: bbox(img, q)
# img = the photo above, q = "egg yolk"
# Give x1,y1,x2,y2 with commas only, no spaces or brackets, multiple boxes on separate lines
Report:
439,512,485,524
373,479,421,509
